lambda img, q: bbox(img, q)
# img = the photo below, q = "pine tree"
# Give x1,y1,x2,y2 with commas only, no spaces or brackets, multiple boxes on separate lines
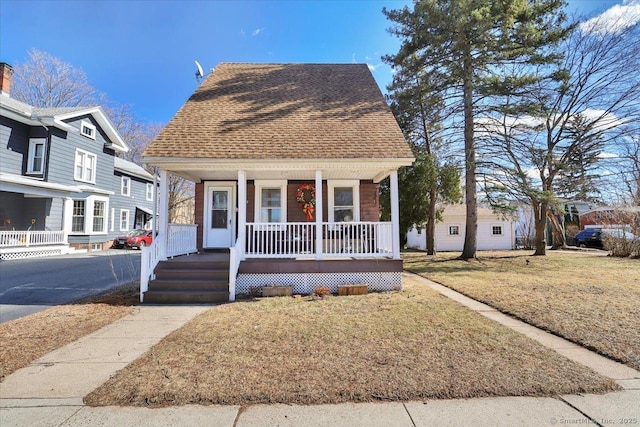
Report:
384,0,569,259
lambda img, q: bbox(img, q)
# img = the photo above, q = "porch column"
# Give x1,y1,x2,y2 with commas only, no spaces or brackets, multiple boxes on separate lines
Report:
390,169,401,259
62,197,73,244
237,170,246,259
159,169,169,260
315,170,323,260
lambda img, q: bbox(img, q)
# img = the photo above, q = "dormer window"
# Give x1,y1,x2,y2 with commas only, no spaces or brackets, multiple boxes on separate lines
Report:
80,120,96,140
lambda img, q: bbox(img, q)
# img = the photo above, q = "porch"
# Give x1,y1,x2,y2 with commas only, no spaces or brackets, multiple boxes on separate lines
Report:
140,218,401,302
140,168,403,303
0,230,73,260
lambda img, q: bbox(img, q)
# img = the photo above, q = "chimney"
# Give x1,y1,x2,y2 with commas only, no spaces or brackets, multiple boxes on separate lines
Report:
0,63,14,95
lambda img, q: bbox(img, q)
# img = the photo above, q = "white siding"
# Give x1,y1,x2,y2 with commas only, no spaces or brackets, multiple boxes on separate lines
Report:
406,226,426,251
405,205,516,252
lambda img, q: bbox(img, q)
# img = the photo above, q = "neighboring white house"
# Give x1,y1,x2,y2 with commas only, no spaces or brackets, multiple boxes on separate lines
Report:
407,204,516,252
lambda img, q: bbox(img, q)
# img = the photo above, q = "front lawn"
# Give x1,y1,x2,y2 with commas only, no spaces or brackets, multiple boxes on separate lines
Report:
0,283,139,381
84,276,616,407
403,250,640,371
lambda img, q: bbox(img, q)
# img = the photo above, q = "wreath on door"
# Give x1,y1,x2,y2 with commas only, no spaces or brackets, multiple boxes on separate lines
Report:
296,183,316,221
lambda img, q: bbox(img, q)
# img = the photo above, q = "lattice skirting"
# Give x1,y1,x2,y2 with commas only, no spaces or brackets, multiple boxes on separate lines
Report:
236,271,402,295
0,249,62,261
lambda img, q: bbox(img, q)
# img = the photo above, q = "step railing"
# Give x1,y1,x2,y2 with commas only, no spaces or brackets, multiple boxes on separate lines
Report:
140,233,162,302
166,223,198,258
229,229,245,302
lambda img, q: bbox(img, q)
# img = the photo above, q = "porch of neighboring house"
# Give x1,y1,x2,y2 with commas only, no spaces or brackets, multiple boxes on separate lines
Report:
0,175,78,260
140,169,403,303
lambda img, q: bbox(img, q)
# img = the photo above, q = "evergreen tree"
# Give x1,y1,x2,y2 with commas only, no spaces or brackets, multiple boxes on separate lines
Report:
383,56,461,254
384,0,569,259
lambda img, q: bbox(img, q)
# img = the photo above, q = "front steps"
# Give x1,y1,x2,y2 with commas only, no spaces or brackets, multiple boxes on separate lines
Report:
143,253,230,304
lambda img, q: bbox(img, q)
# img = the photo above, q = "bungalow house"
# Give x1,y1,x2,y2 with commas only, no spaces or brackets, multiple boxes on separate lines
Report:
140,63,414,303
0,62,156,259
406,204,516,252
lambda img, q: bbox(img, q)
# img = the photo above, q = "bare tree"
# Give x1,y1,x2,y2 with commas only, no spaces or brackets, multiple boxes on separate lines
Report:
480,14,640,255
12,48,194,223
11,48,102,108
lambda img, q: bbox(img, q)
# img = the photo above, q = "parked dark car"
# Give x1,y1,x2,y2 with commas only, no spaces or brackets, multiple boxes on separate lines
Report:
574,228,636,249
112,229,153,249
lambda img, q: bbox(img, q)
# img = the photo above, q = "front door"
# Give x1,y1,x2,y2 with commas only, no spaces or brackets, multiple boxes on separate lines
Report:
205,186,234,248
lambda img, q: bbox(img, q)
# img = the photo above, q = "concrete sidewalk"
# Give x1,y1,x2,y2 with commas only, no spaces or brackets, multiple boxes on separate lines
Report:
0,305,210,400
2,392,639,426
1,274,639,426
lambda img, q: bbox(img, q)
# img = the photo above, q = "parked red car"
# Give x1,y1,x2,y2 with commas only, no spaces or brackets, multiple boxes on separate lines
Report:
112,230,153,249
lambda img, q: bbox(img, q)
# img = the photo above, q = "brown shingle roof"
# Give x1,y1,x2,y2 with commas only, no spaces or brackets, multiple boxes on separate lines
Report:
144,63,413,160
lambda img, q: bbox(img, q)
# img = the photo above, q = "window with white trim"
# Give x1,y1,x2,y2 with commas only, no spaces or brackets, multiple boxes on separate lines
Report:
121,176,131,196
80,120,96,139
70,196,109,235
93,201,106,232
448,225,460,236
254,180,287,223
492,225,503,236
120,209,130,231
72,200,85,233
74,149,97,183
328,180,360,222
146,183,154,201
27,138,46,174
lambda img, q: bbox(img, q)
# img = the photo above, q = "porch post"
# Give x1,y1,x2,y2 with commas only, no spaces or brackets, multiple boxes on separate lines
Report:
159,169,169,260
390,169,401,259
315,170,323,260
62,197,73,244
237,170,246,259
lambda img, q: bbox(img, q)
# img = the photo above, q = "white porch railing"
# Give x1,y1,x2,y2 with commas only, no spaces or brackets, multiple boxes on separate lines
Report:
0,230,66,248
140,233,162,302
245,222,316,258
322,222,393,257
140,223,198,302
244,221,392,258
229,229,245,302
166,223,198,258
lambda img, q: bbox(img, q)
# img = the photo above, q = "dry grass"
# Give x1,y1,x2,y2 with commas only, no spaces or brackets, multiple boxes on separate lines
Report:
0,283,139,381
403,250,640,370
84,276,617,407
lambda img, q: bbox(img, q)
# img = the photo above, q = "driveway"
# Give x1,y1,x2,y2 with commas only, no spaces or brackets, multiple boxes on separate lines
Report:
0,249,141,323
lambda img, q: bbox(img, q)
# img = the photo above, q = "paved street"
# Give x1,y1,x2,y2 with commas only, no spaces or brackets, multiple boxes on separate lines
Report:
0,250,141,323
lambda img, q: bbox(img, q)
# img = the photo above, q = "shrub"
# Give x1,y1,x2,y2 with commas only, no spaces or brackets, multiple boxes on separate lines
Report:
603,235,640,258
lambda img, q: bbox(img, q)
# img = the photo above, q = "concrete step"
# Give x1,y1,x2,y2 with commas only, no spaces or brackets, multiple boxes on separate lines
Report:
143,290,229,304
147,279,229,292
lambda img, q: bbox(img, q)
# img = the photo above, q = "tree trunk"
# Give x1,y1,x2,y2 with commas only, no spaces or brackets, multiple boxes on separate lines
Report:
546,210,568,249
460,44,477,260
426,186,437,255
533,200,548,256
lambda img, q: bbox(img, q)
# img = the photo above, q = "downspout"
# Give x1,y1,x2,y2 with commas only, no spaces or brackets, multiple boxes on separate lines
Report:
33,116,51,181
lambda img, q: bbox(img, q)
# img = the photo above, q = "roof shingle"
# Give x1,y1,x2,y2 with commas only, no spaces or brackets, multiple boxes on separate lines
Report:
144,63,413,160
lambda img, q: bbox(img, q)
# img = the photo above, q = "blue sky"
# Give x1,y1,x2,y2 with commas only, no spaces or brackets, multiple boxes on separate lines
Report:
0,0,629,124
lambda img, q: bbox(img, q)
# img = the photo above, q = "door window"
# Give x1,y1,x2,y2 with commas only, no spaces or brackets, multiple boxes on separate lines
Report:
211,191,228,229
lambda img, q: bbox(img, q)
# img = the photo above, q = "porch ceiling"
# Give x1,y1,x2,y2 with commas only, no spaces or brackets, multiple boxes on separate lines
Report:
142,158,413,183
